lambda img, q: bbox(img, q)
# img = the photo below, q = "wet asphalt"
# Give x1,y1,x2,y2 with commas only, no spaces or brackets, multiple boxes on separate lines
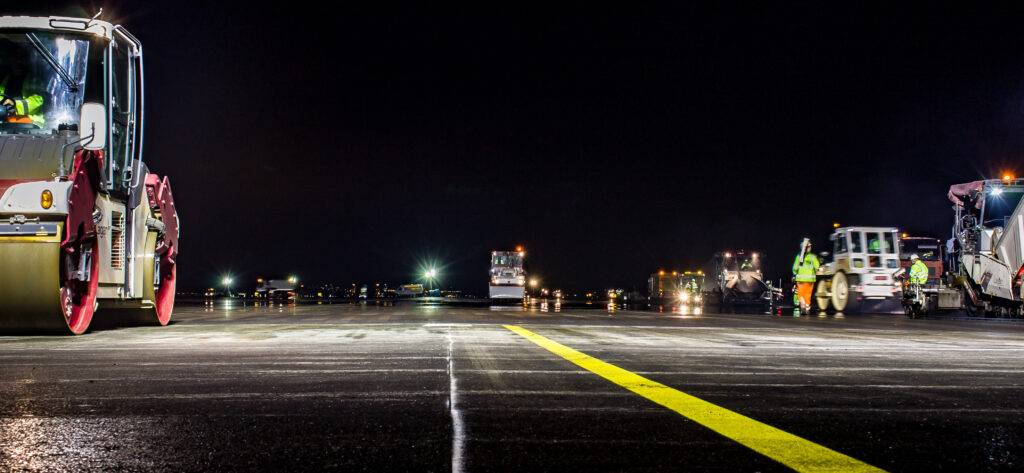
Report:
1,299,1023,472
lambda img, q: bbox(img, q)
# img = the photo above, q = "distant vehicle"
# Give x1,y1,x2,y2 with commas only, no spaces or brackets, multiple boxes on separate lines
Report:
395,284,425,297
359,285,368,299
899,236,943,284
678,272,704,305
648,270,703,304
256,279,297,300
648,271,679,301
489,249,526,300
708,250,771,306
814,226,902,313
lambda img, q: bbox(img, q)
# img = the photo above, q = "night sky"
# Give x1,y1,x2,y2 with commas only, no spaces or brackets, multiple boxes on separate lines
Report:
27,3,1024,293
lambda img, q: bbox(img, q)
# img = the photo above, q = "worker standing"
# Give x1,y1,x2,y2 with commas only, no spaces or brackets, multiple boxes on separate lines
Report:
909,254,928,285
792,238,820,313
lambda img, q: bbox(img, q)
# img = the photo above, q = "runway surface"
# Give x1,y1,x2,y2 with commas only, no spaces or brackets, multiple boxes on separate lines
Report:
1,300,1022,472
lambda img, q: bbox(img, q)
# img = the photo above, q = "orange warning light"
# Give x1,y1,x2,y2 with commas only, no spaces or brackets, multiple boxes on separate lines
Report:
516,245,523,252
1004,174,1014,181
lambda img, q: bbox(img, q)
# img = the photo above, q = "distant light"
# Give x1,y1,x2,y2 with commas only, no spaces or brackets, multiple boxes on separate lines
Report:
991,187,1004,196
833,222,840,228
529,279,538,287
752,252,759,258
222,277,232,285
671,271,677,276
1004,174,1014,181
724,252,732,258
901,232,908,238
256,278,263,283
516,245,523,252
425,269,437,278
288,276,298,284
659,270,665,276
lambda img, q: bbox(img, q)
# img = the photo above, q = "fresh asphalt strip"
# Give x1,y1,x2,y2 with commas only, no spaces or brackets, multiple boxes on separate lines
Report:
504,324,887,473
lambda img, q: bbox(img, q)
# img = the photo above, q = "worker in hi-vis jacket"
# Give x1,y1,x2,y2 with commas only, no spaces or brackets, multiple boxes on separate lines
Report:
792,238,820,313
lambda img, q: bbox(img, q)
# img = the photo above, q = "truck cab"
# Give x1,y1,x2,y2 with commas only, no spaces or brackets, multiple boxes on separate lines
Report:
899,236,944,284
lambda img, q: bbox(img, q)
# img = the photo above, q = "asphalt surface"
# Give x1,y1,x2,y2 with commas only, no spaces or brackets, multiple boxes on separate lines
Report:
1,299,1023,472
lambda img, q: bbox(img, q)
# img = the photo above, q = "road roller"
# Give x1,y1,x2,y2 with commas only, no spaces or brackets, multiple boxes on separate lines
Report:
0,14,179,334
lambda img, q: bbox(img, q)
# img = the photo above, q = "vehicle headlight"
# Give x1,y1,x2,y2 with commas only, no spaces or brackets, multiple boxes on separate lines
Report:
40,190,53,209
679,292,689,301
695,295,701,302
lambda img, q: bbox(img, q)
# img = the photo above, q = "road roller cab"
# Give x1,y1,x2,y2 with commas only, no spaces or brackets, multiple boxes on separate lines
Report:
814,226,902,313
0,15,179,334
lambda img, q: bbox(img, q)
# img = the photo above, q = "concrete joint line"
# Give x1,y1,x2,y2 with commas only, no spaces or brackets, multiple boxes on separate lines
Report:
448,328,465,473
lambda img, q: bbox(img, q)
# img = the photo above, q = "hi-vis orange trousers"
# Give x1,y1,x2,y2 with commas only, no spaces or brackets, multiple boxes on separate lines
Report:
796,281,815,310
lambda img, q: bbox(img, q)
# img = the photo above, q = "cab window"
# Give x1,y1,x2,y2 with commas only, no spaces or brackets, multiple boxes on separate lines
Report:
108,32,136,193
883,232,896,254
834,234,848,254
849,232,863,253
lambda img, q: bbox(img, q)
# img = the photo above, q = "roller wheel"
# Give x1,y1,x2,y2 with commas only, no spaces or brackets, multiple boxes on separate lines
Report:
153,252,176,325
814,279,831,312
831,272,860,313
59,242,98,335
118,233,176,326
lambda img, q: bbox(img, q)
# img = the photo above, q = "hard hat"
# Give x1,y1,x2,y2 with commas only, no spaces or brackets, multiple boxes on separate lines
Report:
910,253,920,260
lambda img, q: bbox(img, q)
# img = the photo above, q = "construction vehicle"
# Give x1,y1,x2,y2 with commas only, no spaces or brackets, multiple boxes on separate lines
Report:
943,178,1024,317
899,236,944,283
648,270,679,301
708,250,772,305
814,227,902,313
256,278,297,301
648,270,703,304
0,15,179,334
677,271,703,305
489,248,526,300
897,236,956,317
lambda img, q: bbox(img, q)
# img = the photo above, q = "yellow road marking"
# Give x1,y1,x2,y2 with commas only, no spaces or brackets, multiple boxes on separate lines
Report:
504,325,886,473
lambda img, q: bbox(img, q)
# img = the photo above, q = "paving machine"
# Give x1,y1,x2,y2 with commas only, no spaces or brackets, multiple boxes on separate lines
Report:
814,227,902,313
708,250,772,306
940,178,1024,317
0,15,179,334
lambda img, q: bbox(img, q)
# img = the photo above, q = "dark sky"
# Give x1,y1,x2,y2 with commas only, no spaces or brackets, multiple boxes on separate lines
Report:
30,3,1024,293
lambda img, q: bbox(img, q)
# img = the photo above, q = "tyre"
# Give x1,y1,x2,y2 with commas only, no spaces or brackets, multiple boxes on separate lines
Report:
59,241,99,335
831,272,860,313
814,279,831,312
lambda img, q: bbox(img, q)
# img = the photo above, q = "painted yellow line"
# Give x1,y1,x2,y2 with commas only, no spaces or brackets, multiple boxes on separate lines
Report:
504,325,886,473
